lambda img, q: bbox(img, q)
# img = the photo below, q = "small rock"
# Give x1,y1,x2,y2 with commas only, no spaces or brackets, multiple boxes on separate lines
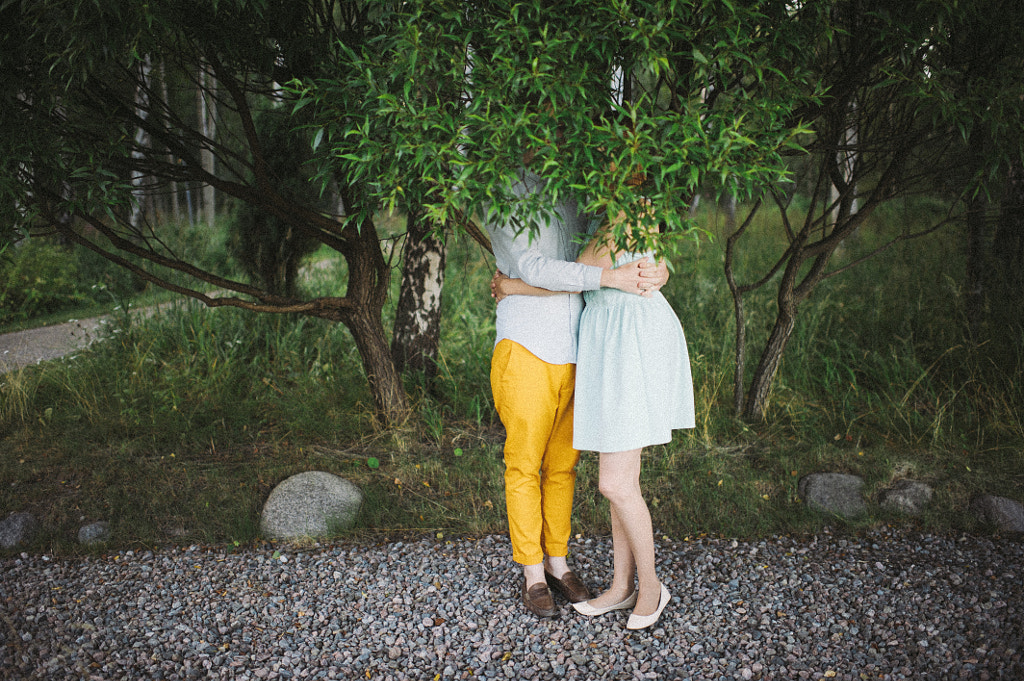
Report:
260,471,363,540
878,480,933,515
78,521,112,544
798,473,867,518
970,495,1024,533
0,512,39,549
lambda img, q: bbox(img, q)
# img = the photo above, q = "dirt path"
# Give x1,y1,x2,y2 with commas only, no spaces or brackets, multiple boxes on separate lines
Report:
0,316,110,373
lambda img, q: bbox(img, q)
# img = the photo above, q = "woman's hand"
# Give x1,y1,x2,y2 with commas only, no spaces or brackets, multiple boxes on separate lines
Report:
490,271,512,303
638,258,669,295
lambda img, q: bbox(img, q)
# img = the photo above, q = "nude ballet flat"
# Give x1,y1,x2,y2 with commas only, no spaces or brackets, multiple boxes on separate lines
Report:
571,590,638,616
626,584,671,630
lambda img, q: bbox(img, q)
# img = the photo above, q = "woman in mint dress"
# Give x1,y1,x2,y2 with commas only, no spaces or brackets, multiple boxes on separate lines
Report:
492,204,694,630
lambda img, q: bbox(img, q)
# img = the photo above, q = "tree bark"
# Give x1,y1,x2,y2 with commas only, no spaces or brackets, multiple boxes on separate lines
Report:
730,291,747,416
391,208,447,381
994,161,1024,294
964,192,988,339
197,65,217,227
333,195,410,424
158,60,181,224
743,298,798,420
342,305,410,423
130,57,153,229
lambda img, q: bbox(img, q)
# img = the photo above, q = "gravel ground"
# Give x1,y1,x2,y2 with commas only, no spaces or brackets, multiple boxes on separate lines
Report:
1,528,1021,680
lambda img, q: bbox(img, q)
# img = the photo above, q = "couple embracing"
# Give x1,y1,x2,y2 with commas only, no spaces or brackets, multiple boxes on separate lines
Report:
485,166,695,631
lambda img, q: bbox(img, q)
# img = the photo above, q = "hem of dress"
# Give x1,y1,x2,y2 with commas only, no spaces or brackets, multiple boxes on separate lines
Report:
573,422,695,453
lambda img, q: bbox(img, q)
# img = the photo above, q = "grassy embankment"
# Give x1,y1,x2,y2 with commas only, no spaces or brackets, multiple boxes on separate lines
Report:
1,199,1021,556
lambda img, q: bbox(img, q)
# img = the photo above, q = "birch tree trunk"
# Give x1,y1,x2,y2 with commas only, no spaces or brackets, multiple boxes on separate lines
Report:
157,60,181,224
391,208,447,381
964,193,988,339
129,57,152,229
830,105,859,230
197,65,217,227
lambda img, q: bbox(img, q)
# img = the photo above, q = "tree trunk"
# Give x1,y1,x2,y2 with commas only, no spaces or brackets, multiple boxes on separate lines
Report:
964,192,988,339
730,291,747,416
344,306,410,423
130,57,153,229
391,208,447,381
334,200,410,425
722,194,737,231
743,301,798,420
158,60,181,224
197,66,217,227
990,161,1024,355
994,161,1024,294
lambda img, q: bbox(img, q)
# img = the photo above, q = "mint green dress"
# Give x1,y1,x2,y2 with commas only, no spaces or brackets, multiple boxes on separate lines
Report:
573,253,695,452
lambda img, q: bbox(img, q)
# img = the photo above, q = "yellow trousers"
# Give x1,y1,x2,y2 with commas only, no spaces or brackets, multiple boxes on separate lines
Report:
490,339,580,565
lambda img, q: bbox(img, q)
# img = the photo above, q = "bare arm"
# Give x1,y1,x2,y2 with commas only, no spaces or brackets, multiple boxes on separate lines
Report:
579,206,670,293
491,270,570,303
490,202,670,301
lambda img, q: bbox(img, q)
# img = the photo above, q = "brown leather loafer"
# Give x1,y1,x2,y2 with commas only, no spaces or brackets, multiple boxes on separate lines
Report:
522,581,557,618
545,570,593,603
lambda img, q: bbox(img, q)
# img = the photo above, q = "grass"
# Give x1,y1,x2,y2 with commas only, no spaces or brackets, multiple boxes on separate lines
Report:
1,201,1022,557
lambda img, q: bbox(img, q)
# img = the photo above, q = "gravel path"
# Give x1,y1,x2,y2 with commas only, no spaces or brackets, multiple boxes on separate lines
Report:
2,528,1021,680
0,317,108,373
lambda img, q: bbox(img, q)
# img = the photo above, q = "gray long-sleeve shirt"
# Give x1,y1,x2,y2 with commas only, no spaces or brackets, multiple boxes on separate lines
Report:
485,170,604,365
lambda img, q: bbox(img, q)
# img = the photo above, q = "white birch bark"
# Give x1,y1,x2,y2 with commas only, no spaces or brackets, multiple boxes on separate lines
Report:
157,60,181,224
130,56,153,230
197,65,217,227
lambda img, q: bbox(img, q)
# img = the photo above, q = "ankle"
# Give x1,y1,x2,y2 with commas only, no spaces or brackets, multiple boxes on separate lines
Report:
544,555,569,578
523,563,545,587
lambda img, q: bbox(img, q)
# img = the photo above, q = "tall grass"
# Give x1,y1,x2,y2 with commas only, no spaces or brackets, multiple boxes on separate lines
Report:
1,199,1022,555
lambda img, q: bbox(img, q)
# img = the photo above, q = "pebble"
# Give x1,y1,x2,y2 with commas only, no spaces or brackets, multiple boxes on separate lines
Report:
1,528,1022,679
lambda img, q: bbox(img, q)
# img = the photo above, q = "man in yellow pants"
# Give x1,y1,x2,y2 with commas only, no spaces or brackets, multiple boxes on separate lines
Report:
486,168,665,618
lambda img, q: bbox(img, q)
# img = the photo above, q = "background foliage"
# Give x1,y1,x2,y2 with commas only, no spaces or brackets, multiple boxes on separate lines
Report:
2,200,1021,554
1,0,1023,553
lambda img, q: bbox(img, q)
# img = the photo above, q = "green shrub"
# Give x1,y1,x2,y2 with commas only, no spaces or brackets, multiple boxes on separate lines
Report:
0,239,87,323
75,246,146,301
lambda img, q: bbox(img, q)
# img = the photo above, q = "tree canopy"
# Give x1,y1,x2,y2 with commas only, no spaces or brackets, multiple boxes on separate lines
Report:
302,0,818,255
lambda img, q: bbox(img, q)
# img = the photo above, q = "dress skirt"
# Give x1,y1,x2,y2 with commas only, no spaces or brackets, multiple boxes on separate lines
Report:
572,285,695,453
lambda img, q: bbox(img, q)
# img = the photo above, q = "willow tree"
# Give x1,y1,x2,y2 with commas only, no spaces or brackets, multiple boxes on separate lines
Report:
301,0,821,421
719,0,1024,419
0,1,417,422
305,4,802,281
18,0,977,429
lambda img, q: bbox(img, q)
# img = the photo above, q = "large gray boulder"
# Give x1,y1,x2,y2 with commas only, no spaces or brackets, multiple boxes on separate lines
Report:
970,495,1024,534
798,473,867,518
0,512,39,549
260,471,363,540
878,480,934,516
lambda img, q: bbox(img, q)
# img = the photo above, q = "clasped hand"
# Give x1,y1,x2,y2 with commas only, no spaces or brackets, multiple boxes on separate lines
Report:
490,258,668,303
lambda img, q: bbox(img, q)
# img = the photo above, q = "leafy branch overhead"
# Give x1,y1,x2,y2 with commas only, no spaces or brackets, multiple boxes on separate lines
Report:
298,0,817,258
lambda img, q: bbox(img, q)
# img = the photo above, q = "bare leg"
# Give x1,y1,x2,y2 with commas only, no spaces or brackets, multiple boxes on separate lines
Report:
584,501,637,609
595,449,661,616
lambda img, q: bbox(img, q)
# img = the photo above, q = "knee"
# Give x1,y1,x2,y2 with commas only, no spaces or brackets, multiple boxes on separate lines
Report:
598,477,637,505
